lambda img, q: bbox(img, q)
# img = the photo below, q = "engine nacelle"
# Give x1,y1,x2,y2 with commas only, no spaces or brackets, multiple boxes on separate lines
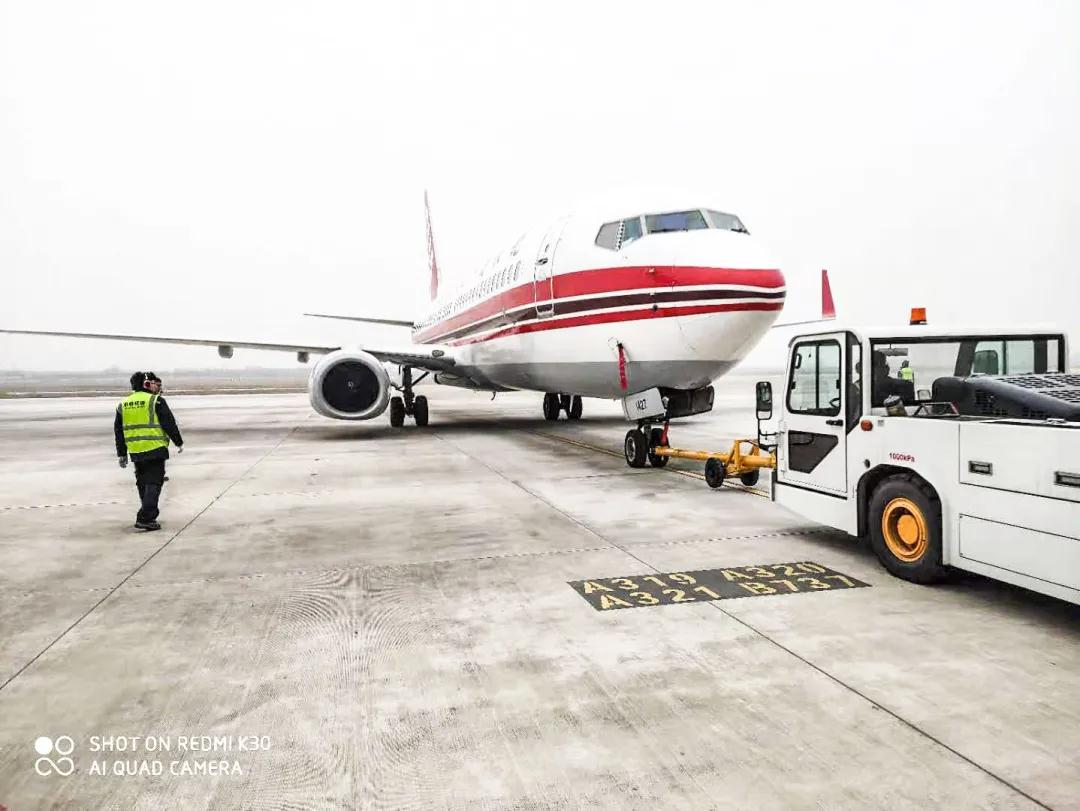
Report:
308,349,391,420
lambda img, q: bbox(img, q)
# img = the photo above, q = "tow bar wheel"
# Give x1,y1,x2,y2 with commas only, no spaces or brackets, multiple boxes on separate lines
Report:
868,475,947,583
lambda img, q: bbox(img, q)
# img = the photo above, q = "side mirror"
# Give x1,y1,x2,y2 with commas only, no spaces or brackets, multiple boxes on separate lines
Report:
755,381,773,420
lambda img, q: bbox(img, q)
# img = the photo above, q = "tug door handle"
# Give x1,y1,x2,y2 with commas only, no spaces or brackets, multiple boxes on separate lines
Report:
825,419,843,426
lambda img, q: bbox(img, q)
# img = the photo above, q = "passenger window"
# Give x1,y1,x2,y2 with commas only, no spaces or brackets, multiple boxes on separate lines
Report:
595,222,620,250
621,217,643,247
788,340,842,417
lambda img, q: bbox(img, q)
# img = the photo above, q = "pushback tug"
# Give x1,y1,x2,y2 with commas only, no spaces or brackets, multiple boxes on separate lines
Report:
624,309,1080,605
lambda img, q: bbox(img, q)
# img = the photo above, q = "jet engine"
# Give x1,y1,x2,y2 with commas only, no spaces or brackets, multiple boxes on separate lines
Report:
308,349,391,420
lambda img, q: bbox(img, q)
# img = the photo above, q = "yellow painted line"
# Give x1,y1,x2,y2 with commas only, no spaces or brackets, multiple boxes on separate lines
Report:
527,430,770,499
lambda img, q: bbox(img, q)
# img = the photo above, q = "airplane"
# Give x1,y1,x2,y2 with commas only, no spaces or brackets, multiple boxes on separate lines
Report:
1,192,834,433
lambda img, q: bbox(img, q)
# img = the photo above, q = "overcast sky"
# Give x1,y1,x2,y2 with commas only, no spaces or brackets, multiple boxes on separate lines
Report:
2,0,1078,372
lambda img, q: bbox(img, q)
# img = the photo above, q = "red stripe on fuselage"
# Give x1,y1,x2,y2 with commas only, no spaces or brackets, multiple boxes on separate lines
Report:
412,265,784,344
446,301,783,347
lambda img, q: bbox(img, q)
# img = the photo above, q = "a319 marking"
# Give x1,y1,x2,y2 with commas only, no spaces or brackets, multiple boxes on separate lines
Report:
568,562,869,611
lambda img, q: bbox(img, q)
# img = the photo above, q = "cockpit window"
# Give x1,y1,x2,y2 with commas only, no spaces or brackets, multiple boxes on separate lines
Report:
595,222,620,250
595,209,744,250
645,210,709,234
707,209,749,233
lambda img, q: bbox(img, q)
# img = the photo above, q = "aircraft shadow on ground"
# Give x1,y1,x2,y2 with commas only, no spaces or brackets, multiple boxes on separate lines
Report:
300,414,632,441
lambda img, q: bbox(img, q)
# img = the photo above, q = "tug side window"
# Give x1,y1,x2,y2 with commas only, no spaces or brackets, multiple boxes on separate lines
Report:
788,340,842,417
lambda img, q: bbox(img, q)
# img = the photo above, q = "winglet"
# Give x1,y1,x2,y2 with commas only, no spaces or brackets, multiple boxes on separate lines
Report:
425,191,440,301
821,269,836,319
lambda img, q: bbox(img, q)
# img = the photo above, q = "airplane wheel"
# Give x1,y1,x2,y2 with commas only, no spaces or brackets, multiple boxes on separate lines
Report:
869,475,946,583
704,458,725,489
568,395,583,420
542,393,560,421
739,470,760,487
559,393,572,414
624,429,648,468
389,397,405,428
413,395,429,427
647,427,668,467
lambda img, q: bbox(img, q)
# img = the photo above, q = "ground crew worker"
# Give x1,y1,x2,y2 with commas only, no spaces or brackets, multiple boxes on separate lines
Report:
115,371,184,531
898,360,915,382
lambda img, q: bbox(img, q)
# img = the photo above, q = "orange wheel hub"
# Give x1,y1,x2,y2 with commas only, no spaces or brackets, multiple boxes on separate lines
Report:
881,497,928,562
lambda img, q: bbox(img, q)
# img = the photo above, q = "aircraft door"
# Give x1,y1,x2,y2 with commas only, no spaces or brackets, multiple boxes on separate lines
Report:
533,219,567,318
778,332,849,496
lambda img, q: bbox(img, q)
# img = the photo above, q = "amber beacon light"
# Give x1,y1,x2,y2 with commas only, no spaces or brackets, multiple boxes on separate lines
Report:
909,307,927,325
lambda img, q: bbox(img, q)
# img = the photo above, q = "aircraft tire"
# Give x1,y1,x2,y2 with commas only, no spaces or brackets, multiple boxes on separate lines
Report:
413,395,429,427
624,429,648,468
568,395,583,420
389,397,405,428
739,470,760,487
543,393,560,421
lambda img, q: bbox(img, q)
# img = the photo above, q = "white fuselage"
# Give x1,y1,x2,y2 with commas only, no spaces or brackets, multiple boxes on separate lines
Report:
411,207,786,398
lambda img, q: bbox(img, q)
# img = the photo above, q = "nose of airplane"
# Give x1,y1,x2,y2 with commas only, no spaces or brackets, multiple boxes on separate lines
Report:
665,230,786,366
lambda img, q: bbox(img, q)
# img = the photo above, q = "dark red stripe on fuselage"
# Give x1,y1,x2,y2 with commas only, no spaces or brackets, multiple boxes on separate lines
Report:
412,265,785,344
447,301,784,347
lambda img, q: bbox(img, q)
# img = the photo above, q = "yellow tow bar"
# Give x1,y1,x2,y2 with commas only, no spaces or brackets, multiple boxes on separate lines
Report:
652,438,776,489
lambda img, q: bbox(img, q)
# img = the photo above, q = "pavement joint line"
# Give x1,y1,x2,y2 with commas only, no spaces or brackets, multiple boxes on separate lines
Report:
1,500,124,511
0,423,303,696
526,429,769,497
452,427,1049,809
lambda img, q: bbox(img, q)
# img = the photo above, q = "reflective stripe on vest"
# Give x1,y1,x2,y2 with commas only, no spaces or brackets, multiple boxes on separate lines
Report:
119,391,169,455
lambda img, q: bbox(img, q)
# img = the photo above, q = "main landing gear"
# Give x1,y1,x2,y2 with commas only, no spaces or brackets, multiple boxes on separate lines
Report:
543,392,582,421
624,419,775,487
389,366,430,428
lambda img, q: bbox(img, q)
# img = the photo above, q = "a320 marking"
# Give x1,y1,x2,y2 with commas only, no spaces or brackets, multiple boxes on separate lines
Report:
568,562,869,611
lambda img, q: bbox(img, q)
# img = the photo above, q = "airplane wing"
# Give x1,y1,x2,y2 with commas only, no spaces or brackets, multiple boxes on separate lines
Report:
0,328,457,371
771,269,836,329
304,312,415,328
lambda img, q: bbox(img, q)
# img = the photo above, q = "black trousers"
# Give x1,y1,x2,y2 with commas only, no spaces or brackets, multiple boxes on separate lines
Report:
133,457,166,523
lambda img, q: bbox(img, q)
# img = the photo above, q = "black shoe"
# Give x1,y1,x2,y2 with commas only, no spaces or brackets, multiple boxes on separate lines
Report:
134,521,161,531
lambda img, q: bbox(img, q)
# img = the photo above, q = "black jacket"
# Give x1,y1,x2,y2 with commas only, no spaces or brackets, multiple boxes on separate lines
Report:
114,394,184,461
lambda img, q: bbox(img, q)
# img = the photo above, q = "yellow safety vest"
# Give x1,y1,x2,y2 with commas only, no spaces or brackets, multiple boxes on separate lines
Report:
899,367,914,382
119,391,169,456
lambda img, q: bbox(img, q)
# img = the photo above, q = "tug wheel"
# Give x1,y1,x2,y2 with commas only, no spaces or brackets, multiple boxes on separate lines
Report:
869,475,947,583
704,458,725,489
647,427,669,468
624,429,648,468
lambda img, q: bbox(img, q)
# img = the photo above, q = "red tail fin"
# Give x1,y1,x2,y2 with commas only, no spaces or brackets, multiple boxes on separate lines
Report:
425,191,440,301
821,269,836,319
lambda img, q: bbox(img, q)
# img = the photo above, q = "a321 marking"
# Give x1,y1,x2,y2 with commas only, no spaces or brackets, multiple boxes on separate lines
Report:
569,562,869,611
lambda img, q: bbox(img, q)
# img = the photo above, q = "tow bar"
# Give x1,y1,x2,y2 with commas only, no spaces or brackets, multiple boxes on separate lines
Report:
651,437,776,489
